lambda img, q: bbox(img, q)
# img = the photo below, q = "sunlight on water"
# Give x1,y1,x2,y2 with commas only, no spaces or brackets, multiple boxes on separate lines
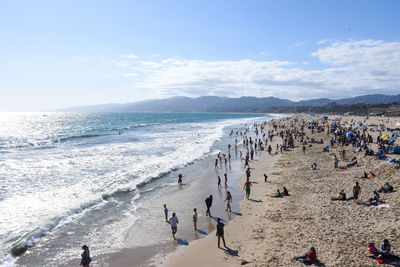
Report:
0,112,269,265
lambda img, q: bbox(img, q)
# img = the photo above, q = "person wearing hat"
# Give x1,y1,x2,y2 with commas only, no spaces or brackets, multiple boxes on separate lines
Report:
80,245,91,267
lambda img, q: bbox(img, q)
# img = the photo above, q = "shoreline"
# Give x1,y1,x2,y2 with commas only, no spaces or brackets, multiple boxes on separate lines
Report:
95,118,276,267
95,117,272,267
160,121,282,267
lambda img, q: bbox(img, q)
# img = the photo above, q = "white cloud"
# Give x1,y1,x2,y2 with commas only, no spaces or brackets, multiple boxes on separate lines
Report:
259,51,271,56
291,41,307,48
123,54,139,59
114,39,400,100
111,60,129,68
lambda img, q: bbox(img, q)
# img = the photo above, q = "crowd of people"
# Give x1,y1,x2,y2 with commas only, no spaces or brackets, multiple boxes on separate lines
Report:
78,115,399,266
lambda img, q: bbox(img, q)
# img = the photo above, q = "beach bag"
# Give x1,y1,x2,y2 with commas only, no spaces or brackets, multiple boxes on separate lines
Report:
83,255,92,265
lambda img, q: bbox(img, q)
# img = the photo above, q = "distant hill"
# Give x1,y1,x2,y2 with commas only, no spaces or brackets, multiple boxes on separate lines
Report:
60,94,400,113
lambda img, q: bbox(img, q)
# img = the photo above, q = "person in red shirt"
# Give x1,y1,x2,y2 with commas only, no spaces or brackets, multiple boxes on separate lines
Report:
294,247,317,265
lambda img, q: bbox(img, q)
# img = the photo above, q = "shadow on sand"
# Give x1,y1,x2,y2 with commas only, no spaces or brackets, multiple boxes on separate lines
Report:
175,238,188,245
249,199,262,203
219,246,239,257
196,229,208,235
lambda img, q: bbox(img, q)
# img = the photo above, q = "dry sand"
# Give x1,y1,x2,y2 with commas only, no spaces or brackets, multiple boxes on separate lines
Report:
161,115,400,267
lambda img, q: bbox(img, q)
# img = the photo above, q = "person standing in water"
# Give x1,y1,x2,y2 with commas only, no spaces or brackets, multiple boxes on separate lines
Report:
178,174,183,185
163,204,168,222
216,218,226,248
168,212,179,240
224,173,228,187
225,191,232,212
80,245,91,267
205,195,213,217
243,179,252,199
217,176,222,188
193,208,198,230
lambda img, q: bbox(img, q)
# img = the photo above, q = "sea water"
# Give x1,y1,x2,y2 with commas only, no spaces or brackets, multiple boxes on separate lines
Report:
0,112,274,266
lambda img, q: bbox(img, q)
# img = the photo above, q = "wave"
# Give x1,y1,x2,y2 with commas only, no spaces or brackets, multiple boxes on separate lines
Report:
56,133,110,143
9,198,104,257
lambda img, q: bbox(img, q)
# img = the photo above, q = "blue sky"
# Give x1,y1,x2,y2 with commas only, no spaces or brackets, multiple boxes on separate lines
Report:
0,0,400,111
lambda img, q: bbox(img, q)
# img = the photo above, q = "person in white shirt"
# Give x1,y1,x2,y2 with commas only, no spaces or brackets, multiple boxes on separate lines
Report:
168,213,179,240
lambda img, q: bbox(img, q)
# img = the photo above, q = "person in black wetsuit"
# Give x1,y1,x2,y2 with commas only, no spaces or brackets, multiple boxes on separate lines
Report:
205,195,213,217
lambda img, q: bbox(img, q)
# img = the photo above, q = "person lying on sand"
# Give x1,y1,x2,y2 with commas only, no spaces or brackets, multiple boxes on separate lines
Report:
293,247,317,265
311,163,319,170
379,182,394,193
331,190,346,201
343,160,359,169
369,191,381,205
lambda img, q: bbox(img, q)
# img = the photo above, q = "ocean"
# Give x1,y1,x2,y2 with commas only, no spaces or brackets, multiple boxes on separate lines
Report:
0,112,275,266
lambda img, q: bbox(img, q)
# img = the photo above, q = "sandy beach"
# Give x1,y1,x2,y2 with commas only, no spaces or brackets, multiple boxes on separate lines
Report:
161,114,400,267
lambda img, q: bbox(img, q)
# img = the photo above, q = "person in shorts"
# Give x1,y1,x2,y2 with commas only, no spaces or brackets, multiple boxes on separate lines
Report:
168,213,179,240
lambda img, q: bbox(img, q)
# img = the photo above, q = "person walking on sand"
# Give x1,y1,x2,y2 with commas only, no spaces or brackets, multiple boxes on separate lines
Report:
193,208,198,230
334,155,339,169
163,204,168,222
353,182,361,200
168,212,179,240
216,218,226,248
225,191,232,212
243,179,252,199
80,245,91,267
205,195,213,216
217,176,221,188
264,173,268,182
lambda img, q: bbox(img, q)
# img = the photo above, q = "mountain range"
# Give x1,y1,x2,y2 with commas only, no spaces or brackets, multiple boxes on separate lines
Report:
60,94,400,113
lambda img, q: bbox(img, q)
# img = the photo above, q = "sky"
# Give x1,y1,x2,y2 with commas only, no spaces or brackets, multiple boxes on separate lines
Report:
0,0,400,111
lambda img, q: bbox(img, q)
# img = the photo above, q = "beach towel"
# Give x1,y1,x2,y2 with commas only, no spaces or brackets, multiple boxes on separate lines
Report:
376,150,385,159
378,257,400,266
391,146,400,154
371,204,390,208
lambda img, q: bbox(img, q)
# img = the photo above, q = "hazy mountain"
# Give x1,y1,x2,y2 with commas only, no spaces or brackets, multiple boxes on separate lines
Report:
335,94,400,105
60,94,400,113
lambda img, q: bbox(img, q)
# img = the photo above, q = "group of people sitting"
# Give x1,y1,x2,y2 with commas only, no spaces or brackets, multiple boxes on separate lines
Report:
273,187,290,198
367,239,398,262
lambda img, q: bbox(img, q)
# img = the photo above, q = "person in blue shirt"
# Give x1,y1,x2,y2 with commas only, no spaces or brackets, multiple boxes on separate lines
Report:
378,239,391,259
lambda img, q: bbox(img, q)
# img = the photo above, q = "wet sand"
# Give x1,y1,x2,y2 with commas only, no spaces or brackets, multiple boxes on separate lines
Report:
91,140,255,266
